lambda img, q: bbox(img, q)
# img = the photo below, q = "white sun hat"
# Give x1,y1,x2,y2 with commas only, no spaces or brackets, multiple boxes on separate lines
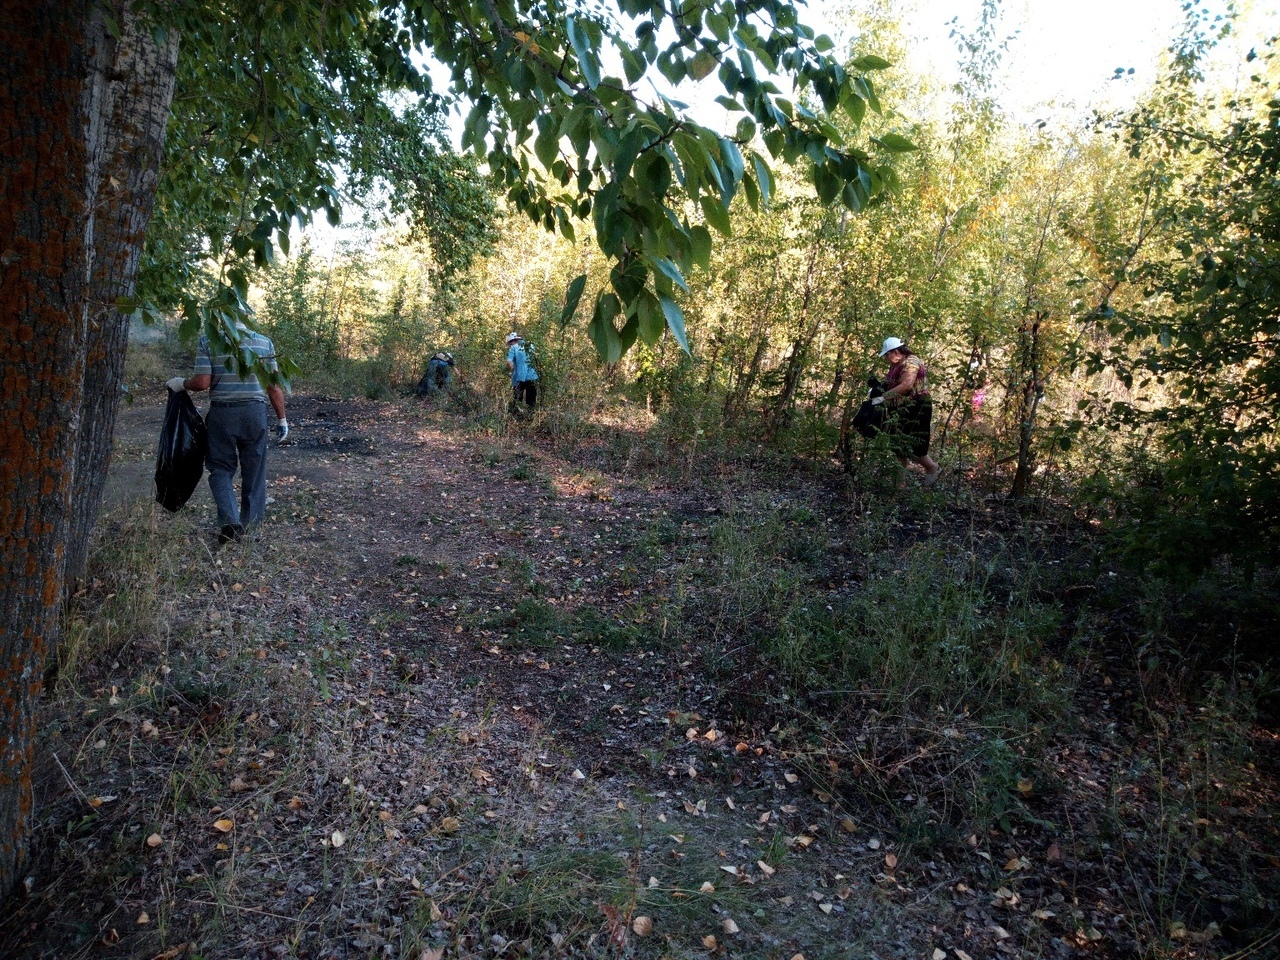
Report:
505,332,522,344
879,336,905,356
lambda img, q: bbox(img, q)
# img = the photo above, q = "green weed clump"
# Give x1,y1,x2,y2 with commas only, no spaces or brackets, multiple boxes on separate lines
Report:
774,545,1067,721
677,502,1075,837
58,501,199,684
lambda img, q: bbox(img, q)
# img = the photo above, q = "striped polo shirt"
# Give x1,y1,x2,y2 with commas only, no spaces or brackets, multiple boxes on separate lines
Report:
194,325,280,403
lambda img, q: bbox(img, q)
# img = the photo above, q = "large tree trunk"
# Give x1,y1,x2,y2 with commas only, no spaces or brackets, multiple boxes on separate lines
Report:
0,0,100,899
66,11,180,582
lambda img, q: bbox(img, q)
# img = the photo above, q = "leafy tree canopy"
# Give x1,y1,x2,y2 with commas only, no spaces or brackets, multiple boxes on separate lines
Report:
132,0,908,365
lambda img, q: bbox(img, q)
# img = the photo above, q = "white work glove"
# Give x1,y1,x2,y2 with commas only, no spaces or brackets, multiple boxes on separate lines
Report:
275,418,289,442
870,396,885,406
166,376,187,393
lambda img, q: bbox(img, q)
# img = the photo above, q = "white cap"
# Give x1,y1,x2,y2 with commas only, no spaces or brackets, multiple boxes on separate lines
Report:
879,336,905,357
505,332,522,344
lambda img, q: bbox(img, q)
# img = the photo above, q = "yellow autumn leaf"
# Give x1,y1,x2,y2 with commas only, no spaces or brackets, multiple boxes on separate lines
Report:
212,818,234,833
702,935,718,950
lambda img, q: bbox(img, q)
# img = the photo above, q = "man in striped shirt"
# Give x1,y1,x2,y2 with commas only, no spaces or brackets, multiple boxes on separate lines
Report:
167,322,288,543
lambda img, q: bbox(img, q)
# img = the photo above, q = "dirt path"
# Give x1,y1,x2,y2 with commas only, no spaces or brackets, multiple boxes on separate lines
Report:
5,391,1256,959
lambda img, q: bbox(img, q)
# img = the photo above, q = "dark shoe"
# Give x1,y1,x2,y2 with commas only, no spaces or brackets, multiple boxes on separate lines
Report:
218,524,244,544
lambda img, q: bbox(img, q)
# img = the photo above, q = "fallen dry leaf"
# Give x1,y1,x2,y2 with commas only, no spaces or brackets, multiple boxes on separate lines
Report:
723,918,740,935
700,881,715,893
211,818,234,833
933,949,947,960
331,830,346,847
419,948,444,960
136,911,150,925
632,916,653,936
702,935,718,950
146,833,163,848
439,816,461,833
885,853,898,870
757,860,775,876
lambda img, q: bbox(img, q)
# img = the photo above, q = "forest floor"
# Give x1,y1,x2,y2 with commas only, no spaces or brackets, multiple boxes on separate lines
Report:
1,389,1277,960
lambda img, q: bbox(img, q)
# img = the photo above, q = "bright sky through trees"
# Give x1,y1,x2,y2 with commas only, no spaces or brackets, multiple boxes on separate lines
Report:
308,0,1275,254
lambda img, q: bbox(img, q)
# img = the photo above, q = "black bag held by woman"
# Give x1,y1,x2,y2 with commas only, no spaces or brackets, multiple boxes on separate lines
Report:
155,389,208,511
852,376,887,438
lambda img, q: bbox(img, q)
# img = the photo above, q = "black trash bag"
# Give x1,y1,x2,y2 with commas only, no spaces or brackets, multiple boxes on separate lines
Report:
852,378,888,438
155,389,208,511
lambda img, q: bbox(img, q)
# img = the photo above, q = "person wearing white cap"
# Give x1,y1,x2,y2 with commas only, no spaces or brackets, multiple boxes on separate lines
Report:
505,332,539,412
876,336,941,485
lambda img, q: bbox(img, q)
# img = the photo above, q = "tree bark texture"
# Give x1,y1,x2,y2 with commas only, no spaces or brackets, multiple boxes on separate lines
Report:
66,10,180,582
1011,315,1044,499
767,244,822,436
0,0,97,899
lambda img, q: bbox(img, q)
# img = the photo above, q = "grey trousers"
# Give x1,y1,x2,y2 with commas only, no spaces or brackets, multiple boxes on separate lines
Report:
205,402,269,528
